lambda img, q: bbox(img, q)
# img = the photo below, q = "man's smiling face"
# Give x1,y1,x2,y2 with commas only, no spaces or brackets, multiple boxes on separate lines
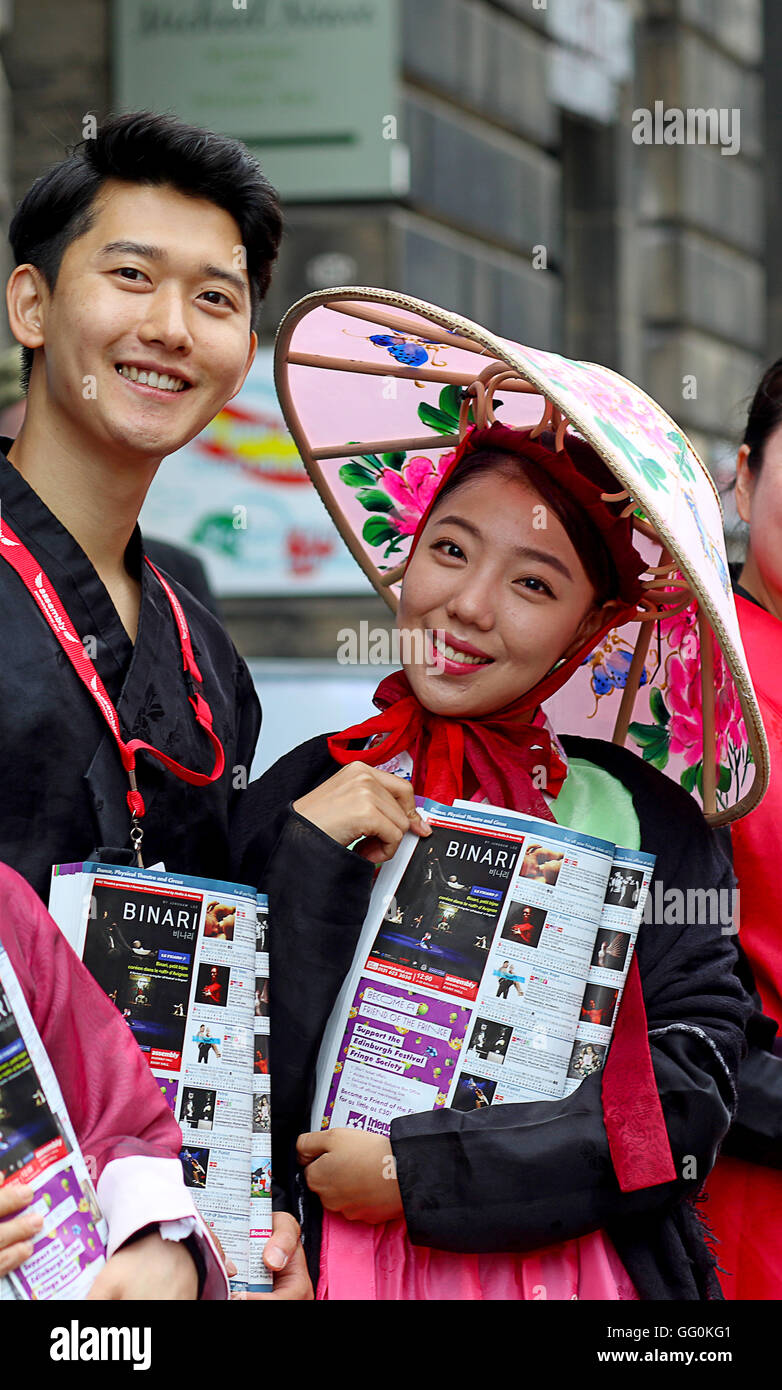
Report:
33,179,256,461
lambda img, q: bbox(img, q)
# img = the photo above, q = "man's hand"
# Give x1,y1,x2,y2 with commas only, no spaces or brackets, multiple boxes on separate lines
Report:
0,1181,43,1276
231,1211,313,1300
293,763,431,865
296,1129,404,1224
87,1230,199,1300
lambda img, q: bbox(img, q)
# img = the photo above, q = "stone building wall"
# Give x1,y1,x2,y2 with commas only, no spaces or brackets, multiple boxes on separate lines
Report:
0,0,772,644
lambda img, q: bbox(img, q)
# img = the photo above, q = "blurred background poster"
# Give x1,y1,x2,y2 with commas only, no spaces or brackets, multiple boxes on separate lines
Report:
140,349,365,597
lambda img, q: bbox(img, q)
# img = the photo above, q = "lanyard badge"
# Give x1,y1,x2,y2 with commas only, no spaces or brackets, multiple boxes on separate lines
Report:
0,521,226,865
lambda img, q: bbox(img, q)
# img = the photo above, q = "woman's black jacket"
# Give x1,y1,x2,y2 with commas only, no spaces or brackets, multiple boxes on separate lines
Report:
235,734,752,1300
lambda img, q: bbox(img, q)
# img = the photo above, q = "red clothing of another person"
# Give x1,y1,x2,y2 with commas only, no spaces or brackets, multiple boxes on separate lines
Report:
705,593,782,1299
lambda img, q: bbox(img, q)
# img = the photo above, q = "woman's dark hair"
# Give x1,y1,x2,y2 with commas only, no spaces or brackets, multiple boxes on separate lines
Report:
743,357,782,473
9,111,284,390
432,443,620,605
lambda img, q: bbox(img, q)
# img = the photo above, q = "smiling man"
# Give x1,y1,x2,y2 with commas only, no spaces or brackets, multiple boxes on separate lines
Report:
0,112,282,899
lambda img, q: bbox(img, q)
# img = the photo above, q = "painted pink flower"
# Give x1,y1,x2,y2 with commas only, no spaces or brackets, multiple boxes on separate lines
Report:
588,379,672,457
666,646,746,768
667,655,703,766
659,595,698,656
380,451,455,535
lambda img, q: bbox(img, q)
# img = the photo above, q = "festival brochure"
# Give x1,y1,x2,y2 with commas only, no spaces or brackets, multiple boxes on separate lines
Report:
47,862,271,1293
312,798,654,1134
0,943,109,1301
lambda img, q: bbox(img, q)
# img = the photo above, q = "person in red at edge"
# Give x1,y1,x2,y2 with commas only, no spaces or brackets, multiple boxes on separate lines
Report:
704,360,782,1299
0,863,310,1299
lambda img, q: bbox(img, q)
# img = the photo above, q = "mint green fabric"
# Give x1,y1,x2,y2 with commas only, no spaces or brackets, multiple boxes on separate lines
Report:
551,757,641,851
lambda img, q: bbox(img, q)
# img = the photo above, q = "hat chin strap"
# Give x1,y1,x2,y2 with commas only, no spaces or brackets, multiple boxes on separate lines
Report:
459,365,572,456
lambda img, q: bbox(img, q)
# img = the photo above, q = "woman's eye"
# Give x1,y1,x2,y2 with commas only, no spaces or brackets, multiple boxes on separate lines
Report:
432,539,465,560
517,575,553,596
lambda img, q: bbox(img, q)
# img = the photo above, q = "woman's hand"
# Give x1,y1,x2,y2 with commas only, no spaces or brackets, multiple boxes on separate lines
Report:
231,1211,313,1300
0,1181,43,1276
293,763,431,865
87,1230,199,1300
296,1129,404,1223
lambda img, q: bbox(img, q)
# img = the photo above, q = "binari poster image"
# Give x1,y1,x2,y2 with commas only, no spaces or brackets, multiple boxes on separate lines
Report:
82,879,201,1070
367,824,521,1001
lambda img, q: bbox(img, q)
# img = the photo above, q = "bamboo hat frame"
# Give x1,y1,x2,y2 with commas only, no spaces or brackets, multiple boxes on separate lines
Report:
274,286,769,826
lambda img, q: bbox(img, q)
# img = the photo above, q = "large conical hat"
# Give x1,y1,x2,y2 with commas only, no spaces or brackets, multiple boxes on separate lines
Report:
274,286,768,825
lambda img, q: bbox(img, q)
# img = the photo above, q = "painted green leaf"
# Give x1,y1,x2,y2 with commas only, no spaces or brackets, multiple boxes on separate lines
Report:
595,417,669,492
363,516,399,546
628,721,670,765
343,444,384,472
339,462,377,487
649,686,670,727
356,487,394,513
418,402,459,432
693,762,732,797
680,762,699,794
666,430,696,482
381,451,406,471
640,457,668,488
383,536,404,558
628,720,664,748
438,385,463,421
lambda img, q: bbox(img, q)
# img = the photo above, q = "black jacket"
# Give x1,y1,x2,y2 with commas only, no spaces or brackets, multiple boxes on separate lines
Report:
235,733,752,1300
0,444,260,901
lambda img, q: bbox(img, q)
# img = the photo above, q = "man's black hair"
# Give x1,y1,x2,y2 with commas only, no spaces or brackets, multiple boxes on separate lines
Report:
9,111,284,390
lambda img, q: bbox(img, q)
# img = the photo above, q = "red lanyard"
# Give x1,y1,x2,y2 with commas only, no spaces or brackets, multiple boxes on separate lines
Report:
0,518,225,862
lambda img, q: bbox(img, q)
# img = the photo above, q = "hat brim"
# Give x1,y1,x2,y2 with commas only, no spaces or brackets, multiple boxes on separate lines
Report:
275,285,768,825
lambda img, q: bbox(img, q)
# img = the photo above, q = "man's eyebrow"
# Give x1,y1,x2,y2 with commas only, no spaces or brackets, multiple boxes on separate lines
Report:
99,240,165,260
433,514,574,582
97,243,248,298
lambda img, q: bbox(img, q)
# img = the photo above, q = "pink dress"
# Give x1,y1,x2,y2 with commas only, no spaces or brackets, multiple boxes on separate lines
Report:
318,1212,638,1301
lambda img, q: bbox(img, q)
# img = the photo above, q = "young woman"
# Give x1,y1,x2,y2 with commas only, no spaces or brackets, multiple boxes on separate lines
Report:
703,360,782,1299
238,421,751,1301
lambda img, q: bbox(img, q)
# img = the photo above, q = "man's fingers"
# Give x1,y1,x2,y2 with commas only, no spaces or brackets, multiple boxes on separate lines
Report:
264,1210,300,1271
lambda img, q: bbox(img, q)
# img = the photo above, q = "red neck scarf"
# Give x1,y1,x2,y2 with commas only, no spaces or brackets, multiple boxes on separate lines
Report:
328,670,567,816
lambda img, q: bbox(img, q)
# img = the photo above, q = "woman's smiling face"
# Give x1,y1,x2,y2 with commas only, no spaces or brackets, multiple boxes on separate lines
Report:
396,465,610,718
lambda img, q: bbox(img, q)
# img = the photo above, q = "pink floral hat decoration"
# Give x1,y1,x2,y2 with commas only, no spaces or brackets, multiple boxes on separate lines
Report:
274,286,768,825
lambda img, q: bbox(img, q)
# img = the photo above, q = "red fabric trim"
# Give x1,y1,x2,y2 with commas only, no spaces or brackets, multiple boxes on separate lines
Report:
601,953,676,1190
